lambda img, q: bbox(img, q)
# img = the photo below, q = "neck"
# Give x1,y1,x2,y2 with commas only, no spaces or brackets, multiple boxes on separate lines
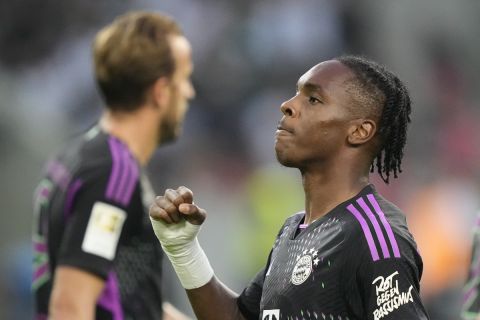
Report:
99,108,157,166
300,160,370,225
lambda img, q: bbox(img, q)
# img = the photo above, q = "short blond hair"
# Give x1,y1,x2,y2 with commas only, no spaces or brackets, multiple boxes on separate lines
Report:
93,11,182,111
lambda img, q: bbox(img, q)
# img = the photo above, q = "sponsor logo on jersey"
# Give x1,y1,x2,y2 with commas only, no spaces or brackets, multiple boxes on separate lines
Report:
262,309,280,320
291,247,320,285
372,271,413,320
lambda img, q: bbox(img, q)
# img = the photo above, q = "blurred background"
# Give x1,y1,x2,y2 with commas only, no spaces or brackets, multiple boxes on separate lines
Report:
1,0,479,319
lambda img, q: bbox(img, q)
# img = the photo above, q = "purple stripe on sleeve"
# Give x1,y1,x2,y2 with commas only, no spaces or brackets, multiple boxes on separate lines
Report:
367,194,401,258
34,242,47,253
357,197,390,259
106,138,122,200
347,204,379,261
120,160,139,206
64,179,83,220
463,286,477,304
39,186,50,199
47,160,72,190
98,271,124,320
114,147,133,204
33,263,49,282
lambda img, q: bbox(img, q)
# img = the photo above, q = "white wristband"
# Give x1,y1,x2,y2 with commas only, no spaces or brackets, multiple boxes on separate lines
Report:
162,238,214,289
150,217,214,289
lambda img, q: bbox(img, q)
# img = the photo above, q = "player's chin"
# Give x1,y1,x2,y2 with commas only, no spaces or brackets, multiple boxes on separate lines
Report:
275,148,297,168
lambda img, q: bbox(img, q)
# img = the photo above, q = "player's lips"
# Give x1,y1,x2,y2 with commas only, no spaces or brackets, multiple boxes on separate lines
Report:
276,124,294,135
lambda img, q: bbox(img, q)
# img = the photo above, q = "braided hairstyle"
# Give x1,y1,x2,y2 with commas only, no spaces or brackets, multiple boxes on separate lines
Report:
336,55,412,184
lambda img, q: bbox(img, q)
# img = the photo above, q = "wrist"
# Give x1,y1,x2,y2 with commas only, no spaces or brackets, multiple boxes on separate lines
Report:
162,238,214,289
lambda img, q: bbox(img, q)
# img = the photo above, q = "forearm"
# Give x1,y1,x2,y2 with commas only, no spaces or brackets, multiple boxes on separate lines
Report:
186,276,246,320
49,301,95,320
150,188,251,320
162,301,192,320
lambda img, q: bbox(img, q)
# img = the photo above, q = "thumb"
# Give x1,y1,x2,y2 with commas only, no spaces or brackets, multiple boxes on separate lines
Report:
179,203,206,225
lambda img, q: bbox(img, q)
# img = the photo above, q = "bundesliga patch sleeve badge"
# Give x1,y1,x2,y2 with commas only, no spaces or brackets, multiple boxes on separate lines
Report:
81,201,126,260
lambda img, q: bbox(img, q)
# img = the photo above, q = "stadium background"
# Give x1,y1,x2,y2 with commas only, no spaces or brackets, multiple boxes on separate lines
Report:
0,1,479,318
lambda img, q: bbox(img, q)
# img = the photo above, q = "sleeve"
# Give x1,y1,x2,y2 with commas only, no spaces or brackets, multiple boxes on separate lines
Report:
350,237,429,320
56,164,136,279
237,267,267,320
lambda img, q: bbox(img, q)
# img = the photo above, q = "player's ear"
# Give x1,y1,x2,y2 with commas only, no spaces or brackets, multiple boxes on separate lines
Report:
151,77,170,109
347,119,377,146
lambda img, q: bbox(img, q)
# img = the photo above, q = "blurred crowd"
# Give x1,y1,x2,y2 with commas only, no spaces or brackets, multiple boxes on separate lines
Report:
1,0,479,319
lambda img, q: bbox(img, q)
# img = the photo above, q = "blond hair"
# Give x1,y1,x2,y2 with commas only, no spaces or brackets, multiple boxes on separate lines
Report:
93,11,182,111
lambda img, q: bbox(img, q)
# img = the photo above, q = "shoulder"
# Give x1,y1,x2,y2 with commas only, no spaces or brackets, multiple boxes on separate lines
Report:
55,129,141,205
76,131,139,180
281,211,304,232
270,211,304,247
341,188,419,264
82,133,141,206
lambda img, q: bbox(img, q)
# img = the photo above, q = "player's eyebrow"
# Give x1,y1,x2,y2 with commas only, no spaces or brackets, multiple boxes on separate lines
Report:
297,81,327,98
304,82,325,95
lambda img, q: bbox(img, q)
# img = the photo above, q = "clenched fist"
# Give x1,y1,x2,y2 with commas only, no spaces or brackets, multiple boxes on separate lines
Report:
149,186,214,289
150,186,206,225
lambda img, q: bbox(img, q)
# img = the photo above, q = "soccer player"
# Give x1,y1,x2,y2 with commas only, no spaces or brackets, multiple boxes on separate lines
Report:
149,56,430,319
32,11,194,320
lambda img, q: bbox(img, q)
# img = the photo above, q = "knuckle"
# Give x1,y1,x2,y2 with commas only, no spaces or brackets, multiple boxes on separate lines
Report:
157,197,171,207
178,185,191,193
165,203,178,213
172,196,185,206
155,196,167,206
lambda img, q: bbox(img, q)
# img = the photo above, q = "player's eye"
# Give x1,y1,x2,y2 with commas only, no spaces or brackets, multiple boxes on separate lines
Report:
308,96,322,105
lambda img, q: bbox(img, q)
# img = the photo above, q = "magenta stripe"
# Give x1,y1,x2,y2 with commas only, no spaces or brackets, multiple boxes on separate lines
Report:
463,286,477,304
34,263,49,281
34,242,47,253
357,197,390,259
367,194,401,258
39,186,50,199
47,160,71,190
106,138,122,199
64,179,83,219
114,146,134,204
120,161,139,206
98,272,124,320
470,258,480,279
347,204,379,261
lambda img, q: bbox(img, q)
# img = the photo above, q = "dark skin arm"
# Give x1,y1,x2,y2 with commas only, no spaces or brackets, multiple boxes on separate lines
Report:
150,186,248,320
186,277,247,320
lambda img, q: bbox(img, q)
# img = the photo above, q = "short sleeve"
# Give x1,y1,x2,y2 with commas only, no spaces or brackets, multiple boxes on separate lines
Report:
346,237,429,320
237,267,267,320
57,164,135,279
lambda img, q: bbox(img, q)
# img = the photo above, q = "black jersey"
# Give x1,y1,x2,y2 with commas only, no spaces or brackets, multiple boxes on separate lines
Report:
32,126,163,320
237,185,429,320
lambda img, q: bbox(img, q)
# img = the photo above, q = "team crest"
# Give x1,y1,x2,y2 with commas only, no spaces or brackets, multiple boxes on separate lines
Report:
291,247,320,285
